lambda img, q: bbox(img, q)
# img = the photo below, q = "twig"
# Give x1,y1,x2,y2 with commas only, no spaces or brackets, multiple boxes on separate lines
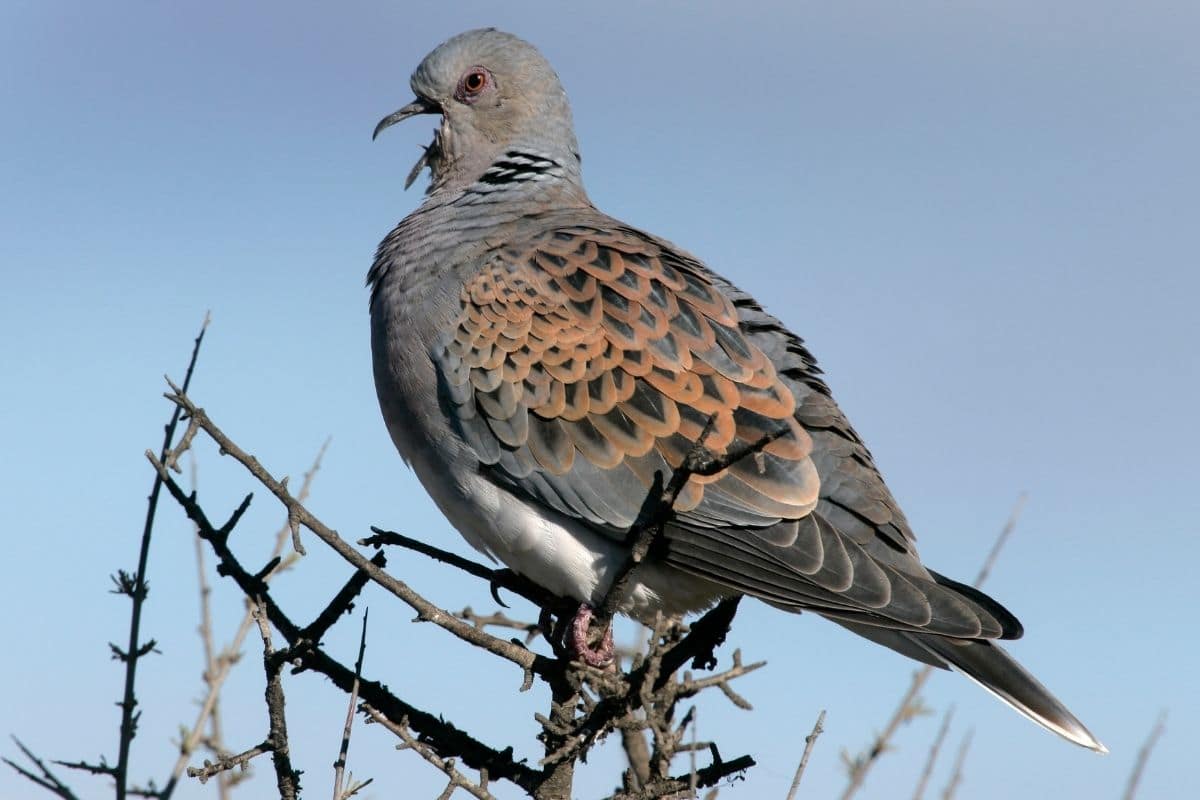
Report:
164,439,329,799
333,610,369,800
363,709,497,800
153,390,552,680
186,449,230,800
688,707,699,798
1122,710,1167,800
114,313,209,800
457,608,541,644
939,729,972,800
187,741,273,784
607,753,756,800
361,528,557,610
839,496,1024,799
156,385,765,799
2,738,82,800
785,710,826,800
911,706,954,800
839,669,931,799
972,493,1026,588
252,598,301,800
155,467,544,793
658,598,742,683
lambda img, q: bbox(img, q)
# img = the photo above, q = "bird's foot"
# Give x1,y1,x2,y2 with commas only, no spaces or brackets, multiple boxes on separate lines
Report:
566,603,614,667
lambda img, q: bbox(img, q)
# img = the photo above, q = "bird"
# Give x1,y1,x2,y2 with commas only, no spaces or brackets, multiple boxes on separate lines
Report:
368,27,1105,752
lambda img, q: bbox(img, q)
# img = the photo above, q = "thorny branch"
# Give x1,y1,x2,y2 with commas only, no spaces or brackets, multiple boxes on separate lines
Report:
163,440,330,800
147,385,765,799
158,386,553,680
2,738,82,800
5,315,212,800
114,314,210,800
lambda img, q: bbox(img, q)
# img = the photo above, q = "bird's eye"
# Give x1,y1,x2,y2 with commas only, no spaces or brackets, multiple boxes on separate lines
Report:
455,67,490,102
464,71,486,92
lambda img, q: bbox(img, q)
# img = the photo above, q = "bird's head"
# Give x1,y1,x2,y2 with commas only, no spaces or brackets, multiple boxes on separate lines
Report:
374,28,583,196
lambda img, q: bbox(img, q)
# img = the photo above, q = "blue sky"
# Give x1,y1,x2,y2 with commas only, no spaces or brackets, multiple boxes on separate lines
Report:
1,2,1196,798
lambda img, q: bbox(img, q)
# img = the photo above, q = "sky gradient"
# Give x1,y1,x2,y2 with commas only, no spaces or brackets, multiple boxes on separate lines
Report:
1,2,1196,798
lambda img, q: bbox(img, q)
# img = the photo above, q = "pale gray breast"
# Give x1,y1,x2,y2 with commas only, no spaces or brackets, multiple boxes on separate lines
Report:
369,209,488,469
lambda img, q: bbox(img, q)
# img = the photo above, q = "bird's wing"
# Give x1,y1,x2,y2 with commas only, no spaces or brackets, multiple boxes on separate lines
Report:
435,221,1017,639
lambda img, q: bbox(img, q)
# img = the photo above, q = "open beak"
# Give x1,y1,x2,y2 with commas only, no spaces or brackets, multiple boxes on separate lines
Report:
372,97,440,140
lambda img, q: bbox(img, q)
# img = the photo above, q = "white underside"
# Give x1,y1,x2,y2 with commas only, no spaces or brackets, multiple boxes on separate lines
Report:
402,431,728,622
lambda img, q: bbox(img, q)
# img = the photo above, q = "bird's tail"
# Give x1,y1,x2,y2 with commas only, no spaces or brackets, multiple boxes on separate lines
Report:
830,619,1105,752
913,631,1107,752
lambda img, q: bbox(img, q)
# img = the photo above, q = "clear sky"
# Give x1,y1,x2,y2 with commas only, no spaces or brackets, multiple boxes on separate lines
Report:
1,2,1196,798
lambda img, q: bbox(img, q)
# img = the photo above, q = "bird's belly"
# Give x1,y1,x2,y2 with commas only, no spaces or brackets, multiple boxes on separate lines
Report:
404,441,728,622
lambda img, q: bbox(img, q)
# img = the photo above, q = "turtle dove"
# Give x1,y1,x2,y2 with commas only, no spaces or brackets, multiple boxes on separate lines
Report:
368,28,1104,752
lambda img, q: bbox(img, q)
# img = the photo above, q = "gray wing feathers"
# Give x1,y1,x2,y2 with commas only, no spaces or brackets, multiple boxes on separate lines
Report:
695,266,924,562
664,512,1017,639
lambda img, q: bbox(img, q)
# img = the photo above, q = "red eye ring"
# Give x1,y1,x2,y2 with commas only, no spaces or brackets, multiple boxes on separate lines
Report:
455,66,490,103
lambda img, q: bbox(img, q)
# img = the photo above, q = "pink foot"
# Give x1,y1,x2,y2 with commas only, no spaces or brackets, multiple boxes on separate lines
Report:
567,603,614,667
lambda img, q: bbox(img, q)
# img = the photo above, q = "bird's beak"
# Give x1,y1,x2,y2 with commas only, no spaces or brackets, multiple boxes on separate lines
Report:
372,97,440,140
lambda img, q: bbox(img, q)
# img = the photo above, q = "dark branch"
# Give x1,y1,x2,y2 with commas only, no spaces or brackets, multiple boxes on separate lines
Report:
152,461,543,793
3,737,82,800
361,527,558,611
115,314,209,800
332,609,370,800
154,387,764,799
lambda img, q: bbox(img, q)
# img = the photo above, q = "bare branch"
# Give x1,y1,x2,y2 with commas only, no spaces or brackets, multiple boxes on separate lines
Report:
156,462,544,793
607,751,756,800
253,599,301,800
839,668,932,799
164,441,328,799
1122,710,1167,800
187,741,273,784
187,449,229,800
155,385,766,799
333,610,370,800
972,493,1026,587
911,706,954,800
3,737,82,800
457,607,541,644
785,709,826,800
361,527,557,610
363,709,497,800
939,729,972,800
114,313,209,800
152,392,553,680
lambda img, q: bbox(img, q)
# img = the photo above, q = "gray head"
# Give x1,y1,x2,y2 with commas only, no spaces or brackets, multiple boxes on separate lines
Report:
374,29,583,197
